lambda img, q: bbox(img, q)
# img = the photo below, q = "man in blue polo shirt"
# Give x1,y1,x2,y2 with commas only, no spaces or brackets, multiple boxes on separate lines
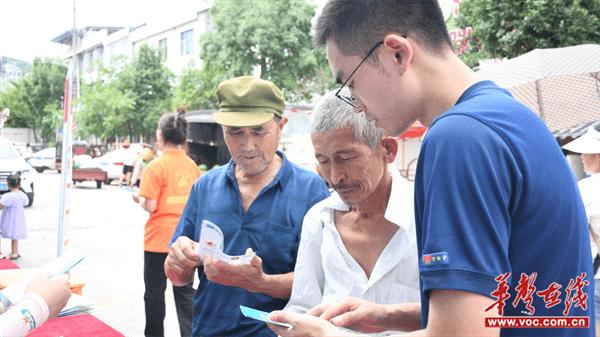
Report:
267,1,594,336
165,76,329,337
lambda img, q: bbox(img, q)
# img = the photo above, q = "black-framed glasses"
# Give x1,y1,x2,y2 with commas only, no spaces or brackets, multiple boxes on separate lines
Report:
335,40,384,108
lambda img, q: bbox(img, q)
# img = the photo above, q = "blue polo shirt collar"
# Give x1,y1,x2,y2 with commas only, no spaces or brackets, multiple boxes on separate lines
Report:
225,151,289,190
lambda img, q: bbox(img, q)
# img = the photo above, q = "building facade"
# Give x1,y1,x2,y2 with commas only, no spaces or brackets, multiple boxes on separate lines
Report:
0,56,28,92
51,4,212,82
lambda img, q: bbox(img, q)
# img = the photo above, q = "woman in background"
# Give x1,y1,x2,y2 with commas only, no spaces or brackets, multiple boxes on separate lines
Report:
133,111,200,337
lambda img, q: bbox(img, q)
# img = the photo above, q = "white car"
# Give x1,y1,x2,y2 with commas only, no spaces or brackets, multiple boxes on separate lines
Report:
26,147,56,172
0,136,36,206
94,149,126,183
94,144,143,184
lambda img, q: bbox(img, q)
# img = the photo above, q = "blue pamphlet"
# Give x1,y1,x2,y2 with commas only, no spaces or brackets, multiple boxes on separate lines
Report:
239,305,292,329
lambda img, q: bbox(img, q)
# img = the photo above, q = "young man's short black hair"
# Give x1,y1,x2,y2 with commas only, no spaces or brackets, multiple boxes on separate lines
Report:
314,0,452,56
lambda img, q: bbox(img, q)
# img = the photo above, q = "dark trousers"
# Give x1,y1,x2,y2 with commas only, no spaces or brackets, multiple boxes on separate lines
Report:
144,251,195,337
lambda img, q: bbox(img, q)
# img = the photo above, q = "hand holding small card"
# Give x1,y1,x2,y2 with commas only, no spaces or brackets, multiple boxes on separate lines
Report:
240,305,292,329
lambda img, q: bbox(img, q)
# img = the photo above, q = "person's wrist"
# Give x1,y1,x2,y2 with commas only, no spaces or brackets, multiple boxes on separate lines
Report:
378,303,395,330
250,272,269,293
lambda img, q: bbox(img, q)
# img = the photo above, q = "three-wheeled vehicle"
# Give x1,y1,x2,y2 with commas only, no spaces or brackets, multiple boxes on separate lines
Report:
185,110,231,167
56,141,107,189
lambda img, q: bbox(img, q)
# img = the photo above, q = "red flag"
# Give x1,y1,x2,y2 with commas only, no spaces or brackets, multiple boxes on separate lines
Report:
64,70,70,123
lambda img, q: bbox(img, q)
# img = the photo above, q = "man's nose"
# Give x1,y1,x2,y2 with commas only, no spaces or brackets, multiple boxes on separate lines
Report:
329,164,346,186
239,133,257,151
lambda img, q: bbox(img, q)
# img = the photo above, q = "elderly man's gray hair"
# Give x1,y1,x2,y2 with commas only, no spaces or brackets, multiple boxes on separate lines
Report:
311,91,385,149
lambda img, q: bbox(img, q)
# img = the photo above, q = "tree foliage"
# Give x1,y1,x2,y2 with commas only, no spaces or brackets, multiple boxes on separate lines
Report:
77,45,172,140
76,64,134,139
172,62,213,110
458,0,600,61
200,0,334,102
0,58,67,143
122,45,173,138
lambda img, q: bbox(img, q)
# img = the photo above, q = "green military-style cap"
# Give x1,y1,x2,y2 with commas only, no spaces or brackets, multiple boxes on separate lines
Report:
212,76,285,127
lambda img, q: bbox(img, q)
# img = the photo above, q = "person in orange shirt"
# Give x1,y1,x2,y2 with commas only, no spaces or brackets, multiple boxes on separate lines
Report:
133,111,200,337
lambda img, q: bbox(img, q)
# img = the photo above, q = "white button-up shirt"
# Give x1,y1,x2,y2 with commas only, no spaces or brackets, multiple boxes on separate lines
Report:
580,174,600,279
285,168,420,320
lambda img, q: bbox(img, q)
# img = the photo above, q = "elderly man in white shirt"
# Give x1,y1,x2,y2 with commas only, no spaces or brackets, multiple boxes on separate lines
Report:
562,121,600,335
276,91,420,335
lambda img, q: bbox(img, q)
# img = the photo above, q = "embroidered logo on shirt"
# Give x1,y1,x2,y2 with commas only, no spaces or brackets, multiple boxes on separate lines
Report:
422,252,449,266
20,308,37,331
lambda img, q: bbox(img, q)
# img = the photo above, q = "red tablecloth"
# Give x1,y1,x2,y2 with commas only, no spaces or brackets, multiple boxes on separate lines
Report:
0,258,20,270
0,260,124,337
28,314,124,337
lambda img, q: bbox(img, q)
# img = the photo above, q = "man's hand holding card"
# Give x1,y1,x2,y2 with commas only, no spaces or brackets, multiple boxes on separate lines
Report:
203,247,266,292
198,220,266,292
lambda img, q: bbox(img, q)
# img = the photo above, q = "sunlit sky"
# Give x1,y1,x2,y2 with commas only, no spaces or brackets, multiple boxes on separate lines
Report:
0,0,212,61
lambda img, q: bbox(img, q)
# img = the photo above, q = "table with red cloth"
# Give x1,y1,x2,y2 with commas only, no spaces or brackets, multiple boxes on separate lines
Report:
29,314,124,337
0,258,20,270
0,259,125,337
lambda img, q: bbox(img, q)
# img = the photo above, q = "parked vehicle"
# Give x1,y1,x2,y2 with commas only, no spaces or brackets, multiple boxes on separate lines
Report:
73,155,107,189
55,141,88,173
186,110,230,168
94,144,144,184
0,136,36,206
56,142,107,189
94,149,127,183
27,147,56,172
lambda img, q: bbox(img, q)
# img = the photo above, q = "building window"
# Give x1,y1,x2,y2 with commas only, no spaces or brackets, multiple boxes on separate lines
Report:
93,46,104,67
83,50,93,71
180,29,193,55
158,38,167,60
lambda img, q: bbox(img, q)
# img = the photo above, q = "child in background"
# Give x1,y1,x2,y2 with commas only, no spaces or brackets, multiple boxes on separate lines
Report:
0,175,29,260
130,147,156,188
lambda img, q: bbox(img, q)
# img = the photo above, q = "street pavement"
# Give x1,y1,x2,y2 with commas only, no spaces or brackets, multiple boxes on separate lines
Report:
6,171,184,336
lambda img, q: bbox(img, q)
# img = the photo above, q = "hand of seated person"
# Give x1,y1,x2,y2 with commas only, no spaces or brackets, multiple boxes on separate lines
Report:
267,311,344,337
309,297,389,333
25,273,71,318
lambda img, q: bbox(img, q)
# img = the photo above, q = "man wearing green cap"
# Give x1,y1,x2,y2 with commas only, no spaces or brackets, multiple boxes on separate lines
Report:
165,76,330,337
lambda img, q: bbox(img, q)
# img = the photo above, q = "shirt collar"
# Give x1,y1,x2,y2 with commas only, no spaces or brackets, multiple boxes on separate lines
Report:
321,165,413,232
225,151,290,189
162,148,185,155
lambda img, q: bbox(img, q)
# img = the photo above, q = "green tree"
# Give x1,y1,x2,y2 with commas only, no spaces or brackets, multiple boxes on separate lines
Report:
76,63,134,139
0,83,29,128
458,0,600,62
119,45,173,139
0,59,67,143
200,0,334,102
172,62,213,110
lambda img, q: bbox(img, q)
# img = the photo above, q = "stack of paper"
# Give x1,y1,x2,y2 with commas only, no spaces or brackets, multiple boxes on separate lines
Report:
58,294,93,317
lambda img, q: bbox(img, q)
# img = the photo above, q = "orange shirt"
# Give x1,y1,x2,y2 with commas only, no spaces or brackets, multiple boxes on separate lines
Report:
139,149,201,252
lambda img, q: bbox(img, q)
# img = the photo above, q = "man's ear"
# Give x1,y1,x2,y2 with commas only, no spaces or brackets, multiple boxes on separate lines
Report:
278,116,289,130
381,137,398,164
382,33,413,75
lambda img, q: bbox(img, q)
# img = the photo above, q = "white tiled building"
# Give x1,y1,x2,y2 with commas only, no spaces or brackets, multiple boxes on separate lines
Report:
51,4,212,81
